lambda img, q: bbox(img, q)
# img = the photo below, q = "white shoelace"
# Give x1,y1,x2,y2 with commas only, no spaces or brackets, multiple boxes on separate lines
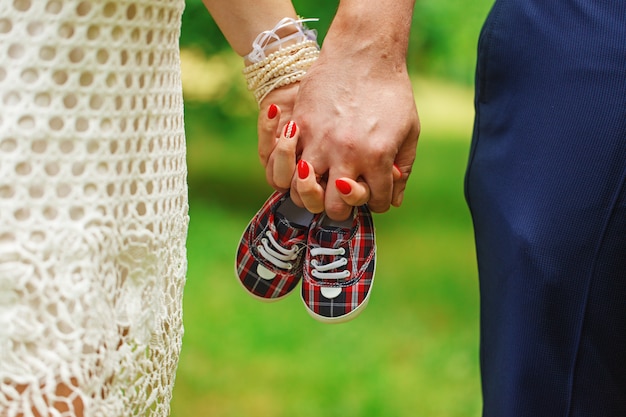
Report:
309,247,351,280
257,231,299,270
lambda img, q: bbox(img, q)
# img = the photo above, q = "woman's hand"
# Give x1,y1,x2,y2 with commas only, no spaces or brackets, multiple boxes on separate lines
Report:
256,83,299,192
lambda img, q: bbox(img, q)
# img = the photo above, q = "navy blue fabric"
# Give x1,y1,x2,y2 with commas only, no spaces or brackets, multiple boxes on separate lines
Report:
465,1,626,416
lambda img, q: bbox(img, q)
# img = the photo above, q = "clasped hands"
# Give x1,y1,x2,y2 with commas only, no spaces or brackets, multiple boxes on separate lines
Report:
256,59,420,222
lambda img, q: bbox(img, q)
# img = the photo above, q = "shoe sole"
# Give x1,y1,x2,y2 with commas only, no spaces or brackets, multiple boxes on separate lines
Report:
302,253,375,324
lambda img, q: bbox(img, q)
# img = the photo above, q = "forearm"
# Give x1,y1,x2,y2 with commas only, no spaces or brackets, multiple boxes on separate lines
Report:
323,0,415,70
202,0,298,56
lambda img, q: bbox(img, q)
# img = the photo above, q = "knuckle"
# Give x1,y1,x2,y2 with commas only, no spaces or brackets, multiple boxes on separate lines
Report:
273,174,292,190
367,193,391,213
305,202,325,214
325,201,349,220
369,201,391,214
297,186,317,199
258,149,271,165
273,142,294,158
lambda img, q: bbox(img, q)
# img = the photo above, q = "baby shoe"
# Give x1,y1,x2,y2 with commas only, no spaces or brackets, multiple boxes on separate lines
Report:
236,191,314,302
301,205,376,323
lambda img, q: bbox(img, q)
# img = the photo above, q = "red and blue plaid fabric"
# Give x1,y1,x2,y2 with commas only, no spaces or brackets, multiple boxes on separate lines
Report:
235,192,309,301
301,205,376,323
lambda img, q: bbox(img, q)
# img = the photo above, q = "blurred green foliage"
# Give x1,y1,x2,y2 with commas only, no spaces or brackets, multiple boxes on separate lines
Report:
181,0,494,84
174,110,481,416
174,2,495,416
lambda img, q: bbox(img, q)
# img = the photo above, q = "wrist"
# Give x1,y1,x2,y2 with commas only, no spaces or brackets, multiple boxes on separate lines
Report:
323,1,414,68
242,17,320,105
244,17,318,64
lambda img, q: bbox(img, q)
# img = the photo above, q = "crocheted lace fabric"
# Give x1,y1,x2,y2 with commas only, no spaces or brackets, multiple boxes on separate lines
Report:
0,1,189,416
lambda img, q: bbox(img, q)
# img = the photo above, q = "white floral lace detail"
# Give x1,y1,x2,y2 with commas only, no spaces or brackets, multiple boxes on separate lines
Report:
0,1,188,416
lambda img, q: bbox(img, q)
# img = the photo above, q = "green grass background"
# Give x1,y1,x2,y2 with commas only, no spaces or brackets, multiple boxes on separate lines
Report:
171,68,481,416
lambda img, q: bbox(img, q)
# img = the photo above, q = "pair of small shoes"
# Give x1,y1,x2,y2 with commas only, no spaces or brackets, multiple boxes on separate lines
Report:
235,191,376,323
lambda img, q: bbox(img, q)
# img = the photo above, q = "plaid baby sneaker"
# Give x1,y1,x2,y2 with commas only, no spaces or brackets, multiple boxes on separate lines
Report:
301,205,376,323
236,191,314,302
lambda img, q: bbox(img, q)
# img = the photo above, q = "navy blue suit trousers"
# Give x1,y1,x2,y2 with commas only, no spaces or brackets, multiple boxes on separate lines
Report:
465,1,626,416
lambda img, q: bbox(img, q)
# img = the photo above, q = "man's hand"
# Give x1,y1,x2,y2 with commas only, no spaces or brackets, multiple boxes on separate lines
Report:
290,54,420,220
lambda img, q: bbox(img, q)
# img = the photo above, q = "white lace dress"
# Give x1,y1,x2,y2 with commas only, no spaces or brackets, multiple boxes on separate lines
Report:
0,1,189,416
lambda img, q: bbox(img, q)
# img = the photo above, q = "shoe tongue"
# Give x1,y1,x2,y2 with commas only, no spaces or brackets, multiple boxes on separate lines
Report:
274,211,308,238
315,216,355,247
276,197,314,227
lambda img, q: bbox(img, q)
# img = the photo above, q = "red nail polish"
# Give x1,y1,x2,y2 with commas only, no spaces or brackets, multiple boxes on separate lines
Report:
267,104,278,119
298,160,309,179
284,121,296,139
393,163,402,179
336,179,352,195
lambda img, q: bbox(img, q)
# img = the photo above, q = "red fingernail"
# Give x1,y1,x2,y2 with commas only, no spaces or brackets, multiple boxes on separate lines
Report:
393,163,402,178
267,104,278,119
335,179,352,195
298,160,309,179
284,121,296,139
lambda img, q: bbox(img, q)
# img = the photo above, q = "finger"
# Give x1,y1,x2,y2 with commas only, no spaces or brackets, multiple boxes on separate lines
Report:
335,177,371,207
257,103,281,166
391,126,419,207
361,164,394,214
392,163,402,181
391,162,409,207
391,163,405,207
293,160,325,214
271,121,298,189
323,173,354,221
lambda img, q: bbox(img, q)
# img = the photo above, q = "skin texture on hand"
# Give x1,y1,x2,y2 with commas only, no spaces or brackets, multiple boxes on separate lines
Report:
281,0,420,220
258,83,410,216
256,48,420,221
257,84,299,192
207,0,419,221
289,52,420,221
258,74,418,221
